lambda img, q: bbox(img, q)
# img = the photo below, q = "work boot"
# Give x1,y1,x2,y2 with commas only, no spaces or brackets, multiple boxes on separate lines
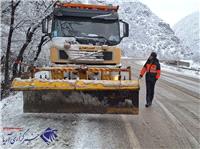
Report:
145,102,152,108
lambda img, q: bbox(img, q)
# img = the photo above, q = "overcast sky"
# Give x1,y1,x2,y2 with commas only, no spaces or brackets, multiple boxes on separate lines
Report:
138,0,199,26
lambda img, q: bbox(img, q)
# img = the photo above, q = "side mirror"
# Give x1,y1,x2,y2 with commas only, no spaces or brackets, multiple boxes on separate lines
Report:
119,20,129,40
123,22,129,37
42,18,48,34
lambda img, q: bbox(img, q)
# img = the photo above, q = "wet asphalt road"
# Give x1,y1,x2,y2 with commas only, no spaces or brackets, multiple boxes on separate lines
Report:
67,59,200,149
2,59,200,149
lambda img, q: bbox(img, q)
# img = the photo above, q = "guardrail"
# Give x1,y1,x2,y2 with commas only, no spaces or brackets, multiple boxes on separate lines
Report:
122,57,200,72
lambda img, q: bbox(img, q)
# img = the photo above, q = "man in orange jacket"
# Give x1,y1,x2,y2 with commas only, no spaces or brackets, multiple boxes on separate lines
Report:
139,52,161,107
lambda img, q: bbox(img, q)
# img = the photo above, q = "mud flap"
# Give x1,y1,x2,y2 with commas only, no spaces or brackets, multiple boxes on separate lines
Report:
23,90,139,114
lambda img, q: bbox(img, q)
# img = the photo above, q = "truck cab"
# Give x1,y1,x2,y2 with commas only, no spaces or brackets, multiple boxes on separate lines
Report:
42,3,129,65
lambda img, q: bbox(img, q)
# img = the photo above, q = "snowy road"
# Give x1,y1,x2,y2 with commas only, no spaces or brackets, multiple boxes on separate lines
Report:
161,71,200,98
1,59,200,149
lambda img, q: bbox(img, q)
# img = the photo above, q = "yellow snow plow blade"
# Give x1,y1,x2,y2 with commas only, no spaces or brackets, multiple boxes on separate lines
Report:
11,79,139,114
12,79,139,91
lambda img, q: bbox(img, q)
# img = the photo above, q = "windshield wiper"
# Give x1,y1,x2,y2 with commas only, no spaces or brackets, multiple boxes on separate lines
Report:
81,34,113,44
61,23,77,37
86,34,108,40
92,12,118,20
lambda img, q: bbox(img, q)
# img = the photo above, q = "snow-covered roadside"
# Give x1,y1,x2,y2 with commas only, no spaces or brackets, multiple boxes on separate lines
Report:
135,60,200,79
161,62,200,79
0,92,81,149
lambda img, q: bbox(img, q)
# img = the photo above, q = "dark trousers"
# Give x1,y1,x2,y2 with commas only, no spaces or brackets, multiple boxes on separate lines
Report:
145,75,156,104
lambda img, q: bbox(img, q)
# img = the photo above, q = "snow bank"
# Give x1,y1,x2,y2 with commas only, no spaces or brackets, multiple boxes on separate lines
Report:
0,92,83,148
161,63,200,79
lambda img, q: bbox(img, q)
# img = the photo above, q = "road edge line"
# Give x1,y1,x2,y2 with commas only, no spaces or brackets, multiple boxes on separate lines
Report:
121,115,141,149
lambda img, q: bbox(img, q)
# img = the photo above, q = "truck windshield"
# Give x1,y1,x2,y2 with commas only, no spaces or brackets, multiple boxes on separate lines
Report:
52,17,120,45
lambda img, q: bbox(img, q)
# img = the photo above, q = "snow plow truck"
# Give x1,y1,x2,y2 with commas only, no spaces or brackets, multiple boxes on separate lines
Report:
11,2,140,114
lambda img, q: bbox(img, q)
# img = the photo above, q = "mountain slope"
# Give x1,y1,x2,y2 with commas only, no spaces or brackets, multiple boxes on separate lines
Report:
117,1,191,59
173,11,200,62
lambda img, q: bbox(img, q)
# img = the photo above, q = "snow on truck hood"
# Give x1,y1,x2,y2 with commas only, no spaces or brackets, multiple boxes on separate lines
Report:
50,37,78,50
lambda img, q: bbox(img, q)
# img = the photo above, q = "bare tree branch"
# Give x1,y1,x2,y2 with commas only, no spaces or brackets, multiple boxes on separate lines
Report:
34,35,49,62
1,4,11,14
13,0,21,9
3,0,21,96
12,1,56,78
13,19,26,29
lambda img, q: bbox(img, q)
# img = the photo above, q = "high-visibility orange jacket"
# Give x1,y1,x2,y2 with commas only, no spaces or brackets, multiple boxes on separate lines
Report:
140,58,161,80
